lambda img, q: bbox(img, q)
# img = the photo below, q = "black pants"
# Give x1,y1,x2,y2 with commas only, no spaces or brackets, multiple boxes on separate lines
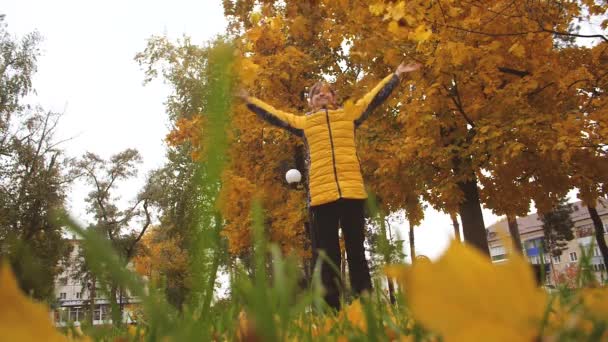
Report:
310,198,372,310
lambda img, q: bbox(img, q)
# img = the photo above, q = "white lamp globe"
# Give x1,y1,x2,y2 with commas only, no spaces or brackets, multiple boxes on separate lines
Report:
286,169,302,184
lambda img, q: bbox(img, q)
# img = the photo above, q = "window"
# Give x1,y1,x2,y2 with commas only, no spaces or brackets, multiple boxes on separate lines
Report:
103,305,109,321
76,292,81,299
94,305,101,321
492,254,507,261
59,292,66,300
553,255,561,263
570,252,578,262
576,225,594,238
69,307,83,322
54,309,67,323
59,277,68,286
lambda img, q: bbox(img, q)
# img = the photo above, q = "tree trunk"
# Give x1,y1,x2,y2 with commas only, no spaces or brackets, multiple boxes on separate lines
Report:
340,233,347,288
119,287,124,324
109,284,121,327
88,275,96,325
387,277,396,304
409,222,416,262
450,213,461,242
303,221,313,286
549,252,557,286
295,143,313,286
201,212,224,314
385,219,396,303
457,176,490,256
202,248,221,315
507,214,523,254
588,205,608,269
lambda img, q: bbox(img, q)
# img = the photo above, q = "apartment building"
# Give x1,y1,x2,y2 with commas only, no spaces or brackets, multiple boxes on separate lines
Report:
487,199,608,285
51,237,140,326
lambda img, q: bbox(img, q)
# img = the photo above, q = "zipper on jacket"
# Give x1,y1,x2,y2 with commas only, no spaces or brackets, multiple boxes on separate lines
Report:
325,109,342,198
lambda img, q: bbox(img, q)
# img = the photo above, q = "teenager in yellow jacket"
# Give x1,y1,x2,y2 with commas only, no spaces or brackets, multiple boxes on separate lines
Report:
239,61,422,309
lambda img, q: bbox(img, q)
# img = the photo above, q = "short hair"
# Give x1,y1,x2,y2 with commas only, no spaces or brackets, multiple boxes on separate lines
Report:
308,81,336,103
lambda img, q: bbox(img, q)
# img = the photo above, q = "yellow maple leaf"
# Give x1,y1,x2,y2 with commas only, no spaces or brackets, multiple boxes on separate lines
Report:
447,6,462,17
410,24,432,42
447,41,468,65
369,3,385,16
385,1,406,21
486,41,502,51
385,242,547,342
239,58,260,87
508,42,526,58
388,21,401,35
0,262,73,341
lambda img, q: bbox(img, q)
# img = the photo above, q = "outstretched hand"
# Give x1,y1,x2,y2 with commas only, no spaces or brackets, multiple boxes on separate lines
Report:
395,61,423,77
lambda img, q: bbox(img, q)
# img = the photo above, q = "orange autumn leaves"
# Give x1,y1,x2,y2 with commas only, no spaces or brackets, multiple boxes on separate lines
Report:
163,1,608,257
132,227,188,289
166,116,205,161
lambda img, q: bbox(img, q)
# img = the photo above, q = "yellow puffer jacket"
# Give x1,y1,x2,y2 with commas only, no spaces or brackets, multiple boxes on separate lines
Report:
245,73,399,207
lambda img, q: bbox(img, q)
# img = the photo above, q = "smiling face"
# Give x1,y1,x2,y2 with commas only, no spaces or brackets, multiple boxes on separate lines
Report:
309,81,336,110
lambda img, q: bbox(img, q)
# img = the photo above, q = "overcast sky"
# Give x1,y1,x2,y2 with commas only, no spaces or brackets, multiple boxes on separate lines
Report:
4,0,507,260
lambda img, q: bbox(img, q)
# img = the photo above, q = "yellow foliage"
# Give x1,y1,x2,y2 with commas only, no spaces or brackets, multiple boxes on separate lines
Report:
212,0,608,256
133,227,189,289
369,3,385,16
508,42,526,58
581,288,608,320
0,263,78,341
238,57,260,87
386,242,547,341
339,299,366,332
410,24,431,42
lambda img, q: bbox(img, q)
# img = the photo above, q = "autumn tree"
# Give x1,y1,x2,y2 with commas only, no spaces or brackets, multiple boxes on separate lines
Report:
0,16,72,301
152,1,608,263
136,32,280,271
221,0,429,262
133,225,188,303
73,149,157,324
136,37,234,312
0,14,40,153
555,42,608,271
371,1,607,255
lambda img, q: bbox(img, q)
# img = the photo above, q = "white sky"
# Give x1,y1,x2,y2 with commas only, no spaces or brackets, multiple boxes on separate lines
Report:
4,0,227,227
3,0,505,260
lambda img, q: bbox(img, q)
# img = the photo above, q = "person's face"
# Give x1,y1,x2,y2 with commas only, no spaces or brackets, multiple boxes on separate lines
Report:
310,83,336,109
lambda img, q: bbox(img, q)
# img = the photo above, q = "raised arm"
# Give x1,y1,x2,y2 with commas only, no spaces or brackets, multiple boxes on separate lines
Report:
239,92,306,137
350,62,422,127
